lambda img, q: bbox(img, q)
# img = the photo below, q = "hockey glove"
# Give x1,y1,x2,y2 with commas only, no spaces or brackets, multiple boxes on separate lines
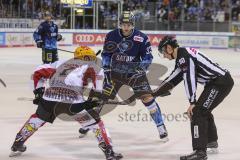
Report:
131,67,146,79
70,99,101,113
36,40,43,48
103,70,114,97
33,87,45,105
83,99,101,109
57,34,62,41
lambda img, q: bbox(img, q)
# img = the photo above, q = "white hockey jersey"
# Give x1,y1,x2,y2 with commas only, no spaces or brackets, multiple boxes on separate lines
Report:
32,59,104,103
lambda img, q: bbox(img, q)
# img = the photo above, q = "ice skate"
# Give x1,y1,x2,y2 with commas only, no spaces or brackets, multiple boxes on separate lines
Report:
180,150,207,160
79,128,90,138
207,141,218,154
99,142,123,160
158,124,169,142
9,141,27,157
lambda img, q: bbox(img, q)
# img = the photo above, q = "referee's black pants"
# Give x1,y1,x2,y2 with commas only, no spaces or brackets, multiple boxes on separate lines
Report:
191,72,234,151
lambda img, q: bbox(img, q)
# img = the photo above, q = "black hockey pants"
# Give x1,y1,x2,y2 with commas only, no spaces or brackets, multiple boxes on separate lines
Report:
42,48,58,64
191,72,234,150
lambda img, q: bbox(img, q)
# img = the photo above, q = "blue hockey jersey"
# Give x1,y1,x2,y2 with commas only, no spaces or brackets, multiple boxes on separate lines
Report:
33,21,59,50
102,29,153,72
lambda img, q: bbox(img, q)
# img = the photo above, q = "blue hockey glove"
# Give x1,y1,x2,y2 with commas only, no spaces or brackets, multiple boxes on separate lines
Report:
103,70,114,97
132,66,146,79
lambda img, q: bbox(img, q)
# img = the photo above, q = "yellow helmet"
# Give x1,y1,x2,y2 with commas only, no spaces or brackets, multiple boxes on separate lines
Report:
74,46,96,61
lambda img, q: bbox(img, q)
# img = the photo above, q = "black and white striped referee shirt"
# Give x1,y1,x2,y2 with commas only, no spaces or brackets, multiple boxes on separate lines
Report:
161,47,228,104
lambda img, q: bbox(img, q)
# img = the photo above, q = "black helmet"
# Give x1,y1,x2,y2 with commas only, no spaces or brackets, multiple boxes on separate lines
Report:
158,35,179,54
119,11,135,26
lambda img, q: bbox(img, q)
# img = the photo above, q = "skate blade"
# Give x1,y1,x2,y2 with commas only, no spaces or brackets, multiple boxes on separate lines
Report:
79,134,88,138
159,137,169,143
9,151,23,157
207,148,218,154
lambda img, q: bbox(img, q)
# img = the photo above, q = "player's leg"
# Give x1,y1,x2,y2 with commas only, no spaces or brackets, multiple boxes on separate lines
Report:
78,81,122,138
206,72,234,153
180,73,234,160
9,113,46,157
180,86,220,160
141,94,168,141
42,48,53,64
132,74,168,141
74,105,123,160
78,83,121,138
51,49,59,63
93,120,123,160
10,100,56,157
206,113,218,154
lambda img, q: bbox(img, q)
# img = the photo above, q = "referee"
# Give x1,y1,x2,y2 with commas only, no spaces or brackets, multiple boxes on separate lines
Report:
158,36,234,160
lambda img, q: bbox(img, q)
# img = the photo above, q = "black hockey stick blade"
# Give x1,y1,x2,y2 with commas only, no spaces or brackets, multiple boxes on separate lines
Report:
17,82,174,106
104,95,137,105
0,78,6,87
152,82,174,97
57,48,74,53
103,82,174,106
58,48,102,55
96,50,102,56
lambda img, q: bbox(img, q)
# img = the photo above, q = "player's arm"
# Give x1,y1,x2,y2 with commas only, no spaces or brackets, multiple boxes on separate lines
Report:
101,33,114,96
182,57,197,105
87,69,105,101
55,25,62,41
32,62,57,104
138,37,153,71
32,63,57,89
155,66,183,95
101,34,113,80
94,69,104,93
33,24,44,48
101,33,112,72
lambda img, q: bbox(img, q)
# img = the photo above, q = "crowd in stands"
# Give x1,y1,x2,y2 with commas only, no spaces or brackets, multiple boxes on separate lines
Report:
0,0,61,19
0,0,240,29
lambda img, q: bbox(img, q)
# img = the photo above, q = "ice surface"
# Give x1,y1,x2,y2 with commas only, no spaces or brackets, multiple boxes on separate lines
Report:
0,47,240,160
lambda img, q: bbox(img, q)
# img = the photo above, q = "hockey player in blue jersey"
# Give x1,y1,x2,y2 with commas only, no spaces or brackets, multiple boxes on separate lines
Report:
100,11,168,141
33,11,62,64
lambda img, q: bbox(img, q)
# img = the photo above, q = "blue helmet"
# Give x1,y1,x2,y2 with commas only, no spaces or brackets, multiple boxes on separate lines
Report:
119,11,135,26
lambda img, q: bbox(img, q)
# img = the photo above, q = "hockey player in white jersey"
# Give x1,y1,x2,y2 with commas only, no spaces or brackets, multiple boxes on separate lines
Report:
9,46,123,160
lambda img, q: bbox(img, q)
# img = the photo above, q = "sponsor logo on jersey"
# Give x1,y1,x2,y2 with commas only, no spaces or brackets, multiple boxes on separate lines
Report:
118,40,133,53
115,55,135,62
133,36,144,42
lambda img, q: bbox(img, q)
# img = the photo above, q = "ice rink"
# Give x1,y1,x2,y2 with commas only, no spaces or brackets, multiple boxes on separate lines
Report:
0,47,240,160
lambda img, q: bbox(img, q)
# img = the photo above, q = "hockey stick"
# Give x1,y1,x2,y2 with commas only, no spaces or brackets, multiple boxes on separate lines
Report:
17,82,174,106
0,78,6,87
16,95,128,104
17,97,33,101
86,82,174,106
16,96,131,105
102,82,174,105
58,48,102,56
57,48,74,53
96,50,102,56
